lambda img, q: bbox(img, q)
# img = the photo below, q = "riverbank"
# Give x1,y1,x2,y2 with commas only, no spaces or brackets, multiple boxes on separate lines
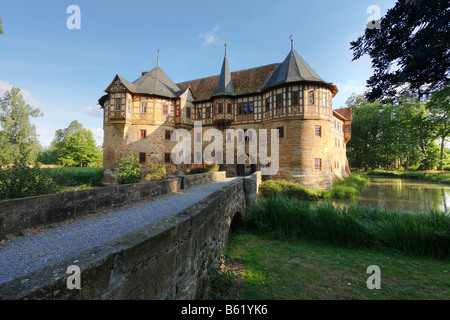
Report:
357,169,450,186
224,231,450,300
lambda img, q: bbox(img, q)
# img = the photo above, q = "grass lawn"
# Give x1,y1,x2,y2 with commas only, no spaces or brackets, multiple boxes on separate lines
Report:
225,231,450,300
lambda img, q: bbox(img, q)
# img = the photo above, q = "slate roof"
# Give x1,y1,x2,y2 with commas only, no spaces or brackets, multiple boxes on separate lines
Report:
177,63,279,101
131,66,182,98
214,55,234,96
261,49,325,91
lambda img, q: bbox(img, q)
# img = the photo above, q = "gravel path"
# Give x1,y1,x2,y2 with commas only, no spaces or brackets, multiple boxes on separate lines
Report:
0,177,240,285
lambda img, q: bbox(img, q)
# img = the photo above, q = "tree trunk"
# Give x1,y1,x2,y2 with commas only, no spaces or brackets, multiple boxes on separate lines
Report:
439,134,445,170
420,138,430,170
405,154,410,171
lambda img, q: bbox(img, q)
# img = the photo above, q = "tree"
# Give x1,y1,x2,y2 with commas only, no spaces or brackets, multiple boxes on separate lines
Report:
0,87,43,165
0,16,3,34
426,85,450,170
350,0,450,101
50,120,102,167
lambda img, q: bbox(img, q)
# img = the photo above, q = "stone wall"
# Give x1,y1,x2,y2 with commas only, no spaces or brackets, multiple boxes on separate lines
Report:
0,178,182,240
0,174,257,300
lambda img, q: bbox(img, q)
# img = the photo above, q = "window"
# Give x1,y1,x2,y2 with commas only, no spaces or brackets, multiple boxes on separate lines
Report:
322,93,327,107
315,125,322,137
238,103,243,115
164,153,171,164
165,130,172,140
249,102,254,113
115,98,121,111
227,103,232,114
218,103,223,114
309,92,315,105
345,125,350,133
206,107,211,118
186,107,191,119
314,158,322,171
140,130,147,139
277,127,284,138
139,153,146,164
266,98,270,111
243,103,248,114
276,94,283,109
292,92,299,106
141,102,147,113
162,104,168,116
197,109,201,119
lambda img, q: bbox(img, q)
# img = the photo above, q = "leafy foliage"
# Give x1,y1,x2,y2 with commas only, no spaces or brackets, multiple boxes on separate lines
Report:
116,154,141,184
143,164,167,181
46,120,102,167
185,162,219,175
0,87,43,166
350,0,450,101
0,164,60,200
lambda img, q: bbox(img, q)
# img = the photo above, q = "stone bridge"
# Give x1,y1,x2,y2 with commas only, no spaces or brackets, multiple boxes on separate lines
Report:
0,171,261,299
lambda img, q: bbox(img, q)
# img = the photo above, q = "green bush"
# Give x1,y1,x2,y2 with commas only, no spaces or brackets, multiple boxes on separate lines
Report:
0,165,60,200
259,180,315,201
143,164,167,181
186,162,220,175
44,167,103,186
116,154,141,184
245,197,450,259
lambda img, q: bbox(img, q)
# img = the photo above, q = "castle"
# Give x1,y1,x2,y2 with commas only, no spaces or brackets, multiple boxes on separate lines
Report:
98,42,352,190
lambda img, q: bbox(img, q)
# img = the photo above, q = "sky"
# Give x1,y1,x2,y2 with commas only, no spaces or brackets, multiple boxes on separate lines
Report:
0,0,398,147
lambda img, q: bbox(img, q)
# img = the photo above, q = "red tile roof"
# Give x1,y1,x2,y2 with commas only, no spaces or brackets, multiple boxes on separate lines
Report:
176,63,279,101
334,107,352,120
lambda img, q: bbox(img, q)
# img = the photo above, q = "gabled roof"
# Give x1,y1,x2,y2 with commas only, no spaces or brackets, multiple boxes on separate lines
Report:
132,66,182,98
177,63,279,101
333,107,352,120
261,48,325,91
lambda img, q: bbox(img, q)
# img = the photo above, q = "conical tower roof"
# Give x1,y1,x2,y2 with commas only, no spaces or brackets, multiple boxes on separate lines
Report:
261,46,325,91
214,44,234,96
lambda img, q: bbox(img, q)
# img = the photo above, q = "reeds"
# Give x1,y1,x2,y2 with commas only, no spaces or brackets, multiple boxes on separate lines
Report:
245,197,450,259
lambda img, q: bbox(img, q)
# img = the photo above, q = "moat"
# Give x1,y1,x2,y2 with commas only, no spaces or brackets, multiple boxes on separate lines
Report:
333,176,450,214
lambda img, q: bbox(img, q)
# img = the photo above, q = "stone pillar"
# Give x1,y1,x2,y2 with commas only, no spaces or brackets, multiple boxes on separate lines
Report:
243,171,261,208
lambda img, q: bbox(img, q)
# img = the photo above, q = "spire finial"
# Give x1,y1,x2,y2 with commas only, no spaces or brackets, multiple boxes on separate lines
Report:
157,50,160,67
290,35,293,50
225,42,227,57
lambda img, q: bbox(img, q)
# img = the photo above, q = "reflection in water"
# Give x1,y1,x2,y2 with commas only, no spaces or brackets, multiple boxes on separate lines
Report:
332,177,450,214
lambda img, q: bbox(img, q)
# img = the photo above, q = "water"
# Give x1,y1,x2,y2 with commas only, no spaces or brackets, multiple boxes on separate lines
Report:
332,176,450,214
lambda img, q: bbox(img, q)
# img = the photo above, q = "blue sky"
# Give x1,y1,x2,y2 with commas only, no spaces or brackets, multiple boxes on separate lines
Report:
0,0,397,147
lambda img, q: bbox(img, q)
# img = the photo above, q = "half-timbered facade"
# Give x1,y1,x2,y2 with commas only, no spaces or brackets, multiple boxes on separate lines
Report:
99,43,352,190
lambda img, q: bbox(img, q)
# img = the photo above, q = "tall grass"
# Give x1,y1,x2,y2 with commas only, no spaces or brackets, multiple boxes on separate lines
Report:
245,197,450,259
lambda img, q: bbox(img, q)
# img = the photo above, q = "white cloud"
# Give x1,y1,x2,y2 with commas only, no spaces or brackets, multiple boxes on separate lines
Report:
85,105,103,118
87,127,104,146
0,80,45,107
199,26,221,46
335,80,367,96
